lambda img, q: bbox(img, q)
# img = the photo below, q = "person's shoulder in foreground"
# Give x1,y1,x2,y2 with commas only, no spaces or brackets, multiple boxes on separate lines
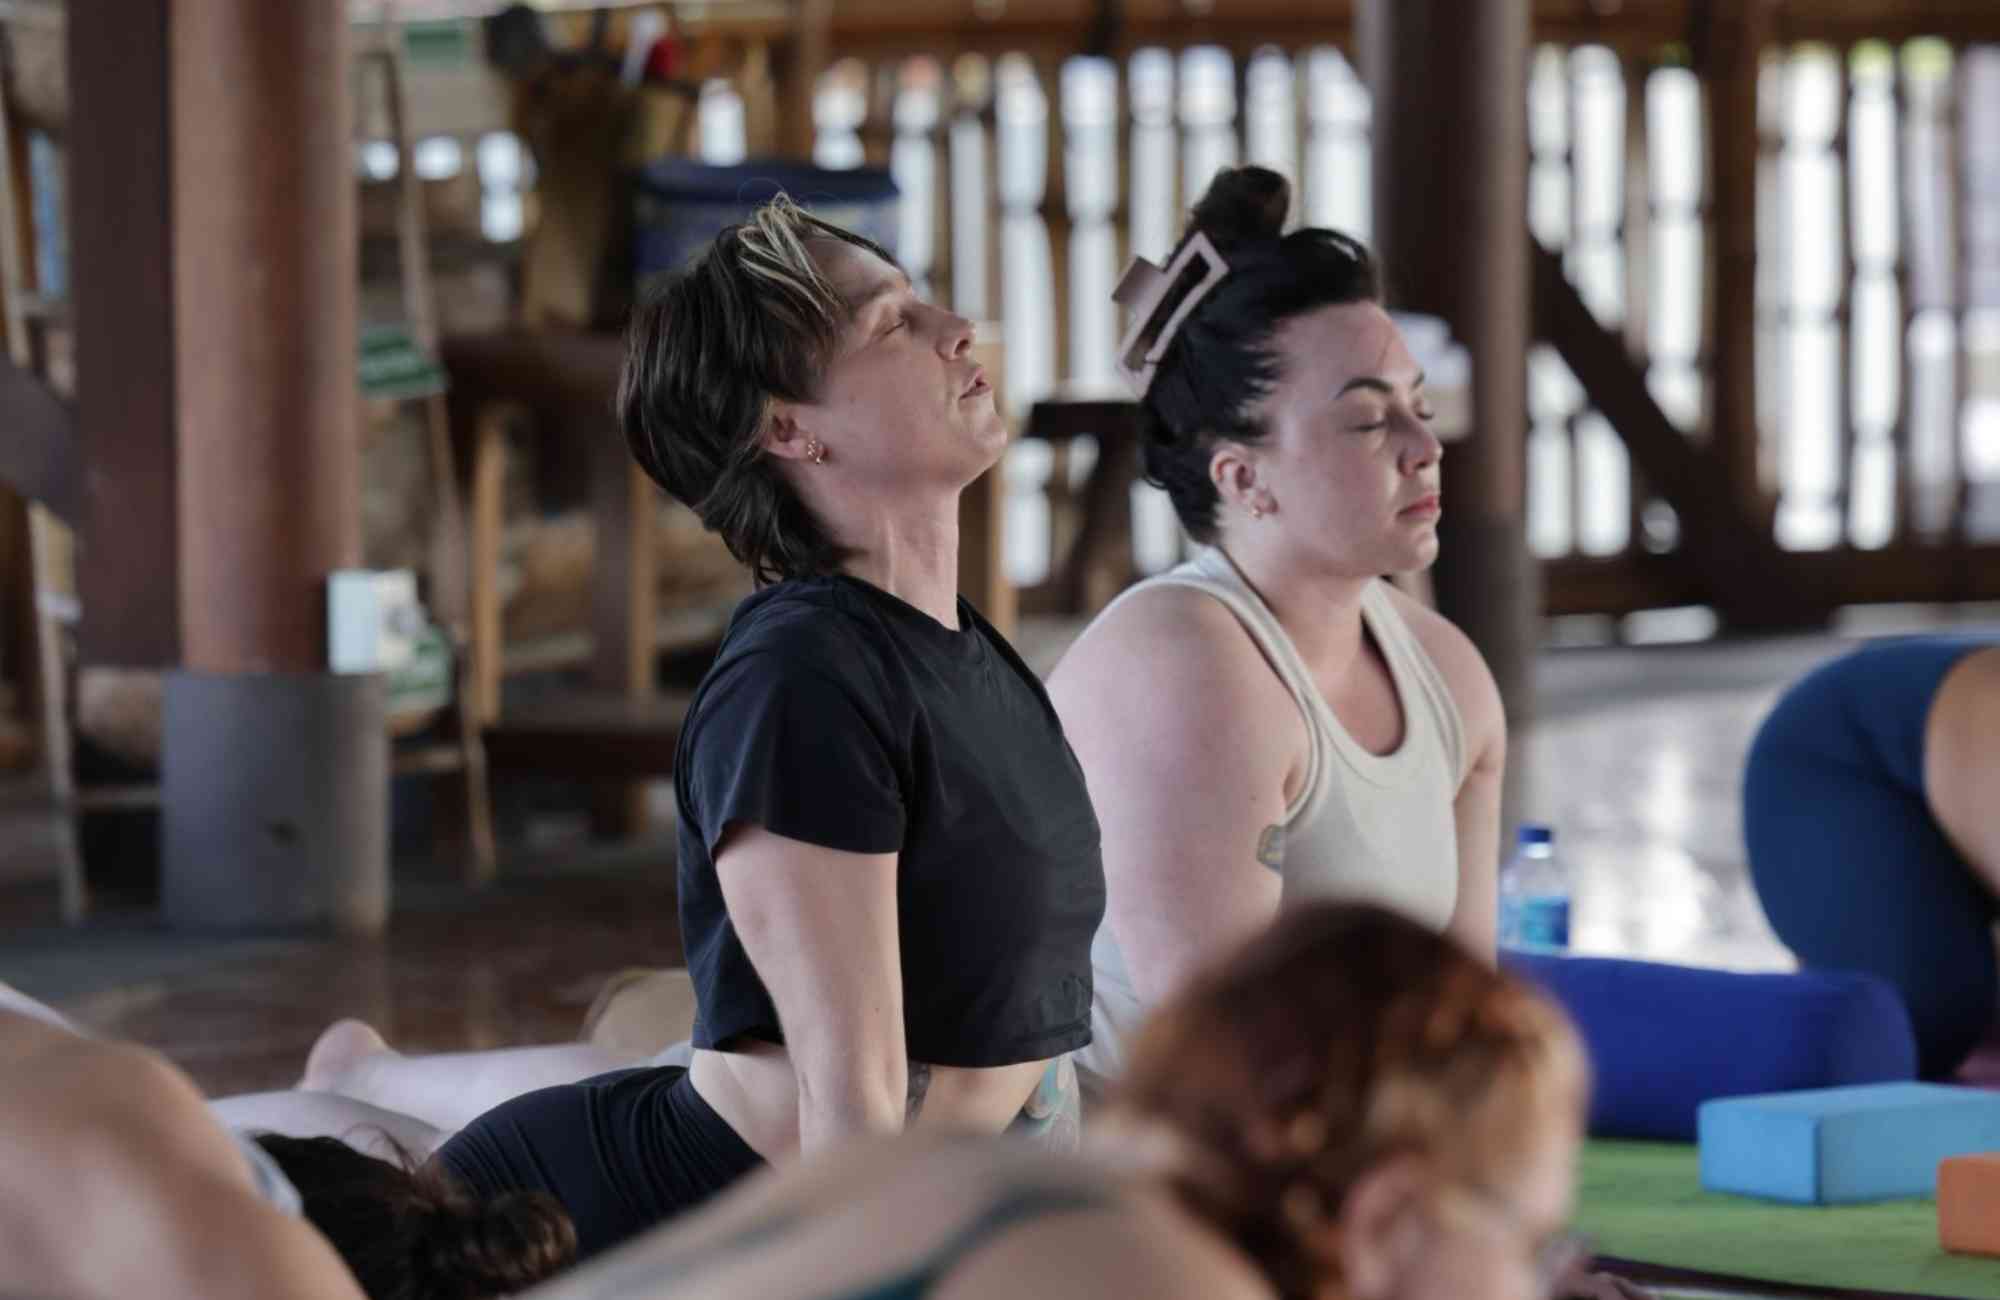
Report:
0,1007,364,1300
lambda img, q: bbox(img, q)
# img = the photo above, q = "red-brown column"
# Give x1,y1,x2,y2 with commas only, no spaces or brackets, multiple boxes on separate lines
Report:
174,1,359,672
69,2,385,930
69,0,178,667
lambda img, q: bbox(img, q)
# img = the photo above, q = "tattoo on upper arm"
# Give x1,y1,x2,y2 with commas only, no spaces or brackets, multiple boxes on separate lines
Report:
906,1061,933,1121
1256,823,1286,871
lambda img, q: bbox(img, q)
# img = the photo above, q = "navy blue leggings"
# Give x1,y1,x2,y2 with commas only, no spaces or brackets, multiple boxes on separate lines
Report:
432,1066,764,1261
1743,635,1998,1078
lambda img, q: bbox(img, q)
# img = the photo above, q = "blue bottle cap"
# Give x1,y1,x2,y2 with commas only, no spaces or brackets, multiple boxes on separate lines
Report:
1516,824,1553,846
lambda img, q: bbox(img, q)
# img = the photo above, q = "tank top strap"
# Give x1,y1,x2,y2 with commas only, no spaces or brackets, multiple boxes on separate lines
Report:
842,1184,1115,1299
1358,581,1468,785
1095,550,1328,827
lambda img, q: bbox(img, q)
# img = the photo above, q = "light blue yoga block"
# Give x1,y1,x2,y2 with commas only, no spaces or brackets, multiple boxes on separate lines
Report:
1698,1082,2000,1204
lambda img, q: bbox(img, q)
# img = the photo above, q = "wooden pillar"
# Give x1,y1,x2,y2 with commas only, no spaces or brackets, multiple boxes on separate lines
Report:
1359,0,1535,732
174,1,360,673
68,0,179,667
782,0,833,160
589,448,656,840
72,1,385,931
1694,0,1777,530
164,0,382,933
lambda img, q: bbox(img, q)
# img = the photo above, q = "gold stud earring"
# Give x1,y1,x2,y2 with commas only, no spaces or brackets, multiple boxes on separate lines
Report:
806,438,827,465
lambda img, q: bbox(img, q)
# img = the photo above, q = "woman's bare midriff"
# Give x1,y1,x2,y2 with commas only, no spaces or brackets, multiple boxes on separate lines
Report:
689,1043,1053,1162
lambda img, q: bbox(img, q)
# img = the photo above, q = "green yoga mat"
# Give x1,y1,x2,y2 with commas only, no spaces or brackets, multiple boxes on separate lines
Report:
1578,1141,2000,1298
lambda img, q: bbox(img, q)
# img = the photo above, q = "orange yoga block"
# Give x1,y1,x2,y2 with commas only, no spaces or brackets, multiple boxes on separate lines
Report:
1939,1152,2000,1257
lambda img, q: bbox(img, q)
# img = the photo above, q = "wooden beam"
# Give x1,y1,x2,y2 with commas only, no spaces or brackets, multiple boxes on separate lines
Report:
20,1,2000,128
441,329,625,436
1622,52,1656,548
1532,239,1821,627
483,691,691,778
0,355,73,524
68,0,178,667
1544,553,1705,618
156,0,385,934
1694,0,1777,533
1362,0,1537,727
1832,48,1857,530
173,0,359,674
801,0,2000,65
782,0,832,160
1023,393,1141,614
468,404,513,726
1771,1,2000,46
1546,544,2000,617
0,484,32,725
588,442,656,839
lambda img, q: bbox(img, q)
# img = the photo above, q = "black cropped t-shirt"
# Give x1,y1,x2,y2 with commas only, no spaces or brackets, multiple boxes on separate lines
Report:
674,575,1104,1068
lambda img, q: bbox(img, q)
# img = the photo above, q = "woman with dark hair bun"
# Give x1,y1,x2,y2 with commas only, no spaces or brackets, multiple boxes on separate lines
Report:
1050,166,1509,1097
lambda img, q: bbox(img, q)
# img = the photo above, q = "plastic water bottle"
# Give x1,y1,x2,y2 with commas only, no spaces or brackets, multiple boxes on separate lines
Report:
1498,824,1571,954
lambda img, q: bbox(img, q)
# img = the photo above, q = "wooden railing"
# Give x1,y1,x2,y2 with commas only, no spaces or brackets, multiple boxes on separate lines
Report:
775,5,2000,626
259,0,2000,627
82,0,1979,630
1526,31,2000,621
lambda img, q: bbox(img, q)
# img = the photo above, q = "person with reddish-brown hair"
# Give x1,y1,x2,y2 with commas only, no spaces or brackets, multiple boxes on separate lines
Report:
513,903,1644,1300
1115,899,1600,1300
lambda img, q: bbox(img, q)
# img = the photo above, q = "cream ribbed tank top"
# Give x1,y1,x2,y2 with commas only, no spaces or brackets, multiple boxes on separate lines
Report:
1077,548,1467,1097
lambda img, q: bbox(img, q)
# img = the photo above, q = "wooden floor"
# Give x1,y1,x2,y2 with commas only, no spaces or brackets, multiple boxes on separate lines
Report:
1,843,682,1097
0,614,1984,1100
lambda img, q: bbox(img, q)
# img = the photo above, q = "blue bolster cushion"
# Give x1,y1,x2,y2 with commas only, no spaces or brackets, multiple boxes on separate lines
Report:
1503,952,1920,1141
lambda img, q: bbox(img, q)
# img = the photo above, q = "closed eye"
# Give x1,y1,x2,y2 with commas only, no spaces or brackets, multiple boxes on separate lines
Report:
1351,400,1435,430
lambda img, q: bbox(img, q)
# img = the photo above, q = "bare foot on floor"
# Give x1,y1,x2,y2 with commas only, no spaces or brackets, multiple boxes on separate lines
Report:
298,1018,394,1093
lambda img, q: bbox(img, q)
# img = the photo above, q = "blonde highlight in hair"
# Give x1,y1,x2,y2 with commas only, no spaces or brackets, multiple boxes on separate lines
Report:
734,195,848,324
1114,904,1588,1300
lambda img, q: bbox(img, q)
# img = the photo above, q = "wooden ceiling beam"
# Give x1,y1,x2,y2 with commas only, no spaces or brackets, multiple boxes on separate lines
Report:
814,0,2000,61
1545,545,2000,619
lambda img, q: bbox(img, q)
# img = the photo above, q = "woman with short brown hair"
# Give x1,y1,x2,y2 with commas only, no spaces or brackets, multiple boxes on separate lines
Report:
414,195,1105,1256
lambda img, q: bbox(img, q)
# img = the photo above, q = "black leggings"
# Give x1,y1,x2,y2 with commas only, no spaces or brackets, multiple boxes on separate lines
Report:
431,1066,764,1260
